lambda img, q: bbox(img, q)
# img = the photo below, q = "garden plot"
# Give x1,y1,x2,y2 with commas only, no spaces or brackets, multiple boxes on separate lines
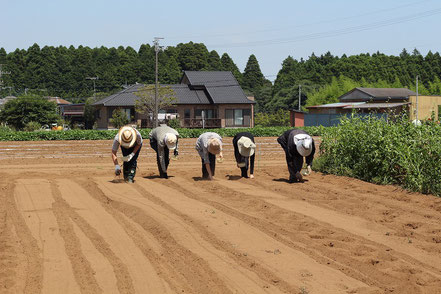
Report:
1,138,441,294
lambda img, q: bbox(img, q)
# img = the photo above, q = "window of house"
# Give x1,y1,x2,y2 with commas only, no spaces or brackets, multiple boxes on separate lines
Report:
184,109,191,119
195,109,215,119
226,108,251,127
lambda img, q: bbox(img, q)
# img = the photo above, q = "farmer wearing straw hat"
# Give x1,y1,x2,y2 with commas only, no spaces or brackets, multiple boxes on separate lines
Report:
111,125,143,183
277,129,315,183
233,132,256,178
195,132,223,180
149,124,179,179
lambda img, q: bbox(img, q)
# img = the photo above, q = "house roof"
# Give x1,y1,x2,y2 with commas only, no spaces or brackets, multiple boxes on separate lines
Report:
47,97,72,105
94,71,254,106
343,102,410,109
307,101,410,110
93,84,212,106
340,87,416,102
307,102,365,109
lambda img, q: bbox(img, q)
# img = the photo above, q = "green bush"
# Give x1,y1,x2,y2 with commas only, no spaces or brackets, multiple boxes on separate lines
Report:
317,115,441,196
168,118,180,129
109,108,129,128
255,109,290,127
23,121,41,132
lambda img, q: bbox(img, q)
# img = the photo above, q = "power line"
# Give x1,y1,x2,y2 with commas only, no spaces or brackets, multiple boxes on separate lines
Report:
208,7,441,48
166,0,431,40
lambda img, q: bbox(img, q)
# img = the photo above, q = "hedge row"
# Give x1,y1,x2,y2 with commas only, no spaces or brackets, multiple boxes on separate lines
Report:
0,126,326,141
314,115,441,197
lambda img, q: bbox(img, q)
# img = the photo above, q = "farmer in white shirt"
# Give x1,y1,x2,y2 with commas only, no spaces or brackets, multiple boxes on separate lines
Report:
111,126,143,183
149,124,179,179
195,132,223,180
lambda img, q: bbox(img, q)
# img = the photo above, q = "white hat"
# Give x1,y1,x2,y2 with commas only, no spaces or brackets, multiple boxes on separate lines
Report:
118,126,137,148
164,133,177,150
294,134,313,157
237,136,256,157
207,138,221,155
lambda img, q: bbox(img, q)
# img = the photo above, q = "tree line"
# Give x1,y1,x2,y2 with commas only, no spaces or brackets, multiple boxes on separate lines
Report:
1,43,441,112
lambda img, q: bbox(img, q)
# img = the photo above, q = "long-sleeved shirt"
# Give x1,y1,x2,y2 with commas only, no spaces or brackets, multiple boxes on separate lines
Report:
195,132,222,164
277,129,315,170
149,124,179,172
232,132,255,175
112,129,143,152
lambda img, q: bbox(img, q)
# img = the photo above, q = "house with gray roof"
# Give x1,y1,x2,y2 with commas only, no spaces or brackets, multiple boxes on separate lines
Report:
303,87,441,126
93,71,255,129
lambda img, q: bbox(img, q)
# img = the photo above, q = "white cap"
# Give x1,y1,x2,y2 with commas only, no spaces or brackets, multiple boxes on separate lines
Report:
164,133,177,150
294,134,313,157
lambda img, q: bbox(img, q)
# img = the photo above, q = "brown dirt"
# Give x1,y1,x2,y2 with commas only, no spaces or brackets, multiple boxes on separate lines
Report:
0,137,441,293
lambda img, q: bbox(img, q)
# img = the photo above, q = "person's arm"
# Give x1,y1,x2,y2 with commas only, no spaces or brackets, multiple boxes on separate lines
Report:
249,153,255,178
123,143,142,162
305,139,316,173
112,149,121,175
174,137,179,156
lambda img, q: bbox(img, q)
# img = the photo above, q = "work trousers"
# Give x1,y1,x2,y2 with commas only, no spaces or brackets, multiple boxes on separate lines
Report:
150,138,169,178
121,144,142,181
285,152,303,182
201,153,216,179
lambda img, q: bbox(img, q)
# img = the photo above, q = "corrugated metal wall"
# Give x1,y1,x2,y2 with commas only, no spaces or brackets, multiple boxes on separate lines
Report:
304,113,387,127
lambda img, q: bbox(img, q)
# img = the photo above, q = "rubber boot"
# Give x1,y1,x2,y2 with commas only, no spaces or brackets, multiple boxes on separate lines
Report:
127,166,136,183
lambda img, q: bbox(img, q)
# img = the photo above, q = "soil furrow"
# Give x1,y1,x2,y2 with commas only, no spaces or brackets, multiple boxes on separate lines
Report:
50,181,103,294
78,178,235,294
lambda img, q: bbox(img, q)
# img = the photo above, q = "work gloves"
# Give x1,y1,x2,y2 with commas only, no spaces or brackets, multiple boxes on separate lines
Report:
122,152,135,162
115,165,121,176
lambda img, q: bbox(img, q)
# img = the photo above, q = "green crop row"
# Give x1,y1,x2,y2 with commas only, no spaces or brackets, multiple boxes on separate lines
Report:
314,115,441,197
0,126,325,141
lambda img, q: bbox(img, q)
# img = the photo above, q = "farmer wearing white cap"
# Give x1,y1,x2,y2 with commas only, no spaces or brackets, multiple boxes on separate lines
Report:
195,132,223,180
111,125,143,183
149,124,179,179
277,129,315,183
233,132,256,178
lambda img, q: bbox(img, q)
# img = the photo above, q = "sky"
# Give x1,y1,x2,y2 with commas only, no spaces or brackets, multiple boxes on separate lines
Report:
1,0,441,81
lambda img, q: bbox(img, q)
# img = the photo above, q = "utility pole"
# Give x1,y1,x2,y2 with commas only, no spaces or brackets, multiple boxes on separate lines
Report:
154,37,164,127
298,84,302,111
86,76,99,100
415,75,419,121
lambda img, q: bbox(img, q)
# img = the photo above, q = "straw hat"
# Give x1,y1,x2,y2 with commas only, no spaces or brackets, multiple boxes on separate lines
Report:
164,133,177,150
237,136,256,157
207,138,221,155
294,134,313,157
118,126,137,148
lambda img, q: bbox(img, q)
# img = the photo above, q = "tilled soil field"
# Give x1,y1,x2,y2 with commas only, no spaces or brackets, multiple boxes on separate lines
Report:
1,137,441,294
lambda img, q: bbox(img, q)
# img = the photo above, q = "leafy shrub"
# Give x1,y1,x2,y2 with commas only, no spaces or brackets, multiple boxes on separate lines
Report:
255,109,290,127
23,121,41,132
109,108,129,128
168,118,180,129
317,114,441,196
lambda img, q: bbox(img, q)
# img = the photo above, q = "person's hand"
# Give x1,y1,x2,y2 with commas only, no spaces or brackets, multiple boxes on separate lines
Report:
249,174,254,179
122,152,135,162
219,152,223,159
115,165,121,176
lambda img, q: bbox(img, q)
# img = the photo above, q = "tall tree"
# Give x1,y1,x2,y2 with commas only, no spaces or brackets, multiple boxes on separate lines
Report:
242,54,267,93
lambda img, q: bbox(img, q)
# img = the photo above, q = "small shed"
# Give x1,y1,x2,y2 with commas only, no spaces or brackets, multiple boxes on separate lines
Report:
289,110,306,127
